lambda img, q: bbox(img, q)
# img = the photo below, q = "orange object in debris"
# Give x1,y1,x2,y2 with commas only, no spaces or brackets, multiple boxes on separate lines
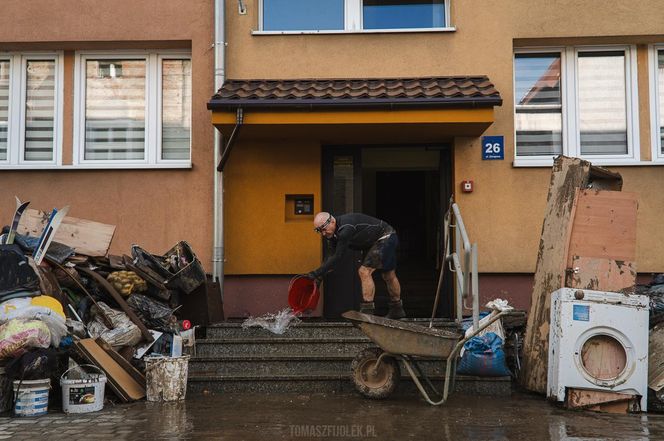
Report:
288,276,320,314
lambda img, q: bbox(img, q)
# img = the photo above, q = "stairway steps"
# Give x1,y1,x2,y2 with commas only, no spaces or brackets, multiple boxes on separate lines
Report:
206,323,364,339
187,373,511,395
196,338,374,357
189,355,448,377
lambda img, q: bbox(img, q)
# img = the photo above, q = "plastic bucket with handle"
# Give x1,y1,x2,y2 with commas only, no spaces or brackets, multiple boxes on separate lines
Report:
13,378,50,417
288,276,320,313
60,364,107,414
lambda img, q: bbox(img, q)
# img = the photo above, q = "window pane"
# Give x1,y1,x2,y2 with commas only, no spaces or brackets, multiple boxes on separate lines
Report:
333,156,354,214
85,59,145,160
263,0,344,31
0,61,9,160
363,0,445,30
162,59,191,160
514,53,562,156
659,50,664,155
578,51,628,155
25,60,55,161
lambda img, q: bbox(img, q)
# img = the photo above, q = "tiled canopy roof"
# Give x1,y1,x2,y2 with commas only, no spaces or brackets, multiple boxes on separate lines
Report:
208,77,502,109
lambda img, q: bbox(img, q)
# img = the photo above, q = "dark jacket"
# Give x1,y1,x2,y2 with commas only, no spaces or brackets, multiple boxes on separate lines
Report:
312,213,394,278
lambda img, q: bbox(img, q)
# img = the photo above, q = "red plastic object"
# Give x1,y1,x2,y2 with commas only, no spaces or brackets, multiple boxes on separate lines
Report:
288,276,320,313
182,320,192,330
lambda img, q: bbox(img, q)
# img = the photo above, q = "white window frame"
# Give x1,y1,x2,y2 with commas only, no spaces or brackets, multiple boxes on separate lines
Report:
0,52,63,169
73,50,191,168
513,45,640,167
255,0,454,35
649,44,664,162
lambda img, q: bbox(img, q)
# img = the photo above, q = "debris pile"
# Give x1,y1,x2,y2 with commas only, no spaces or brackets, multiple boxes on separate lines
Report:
0,199,207,415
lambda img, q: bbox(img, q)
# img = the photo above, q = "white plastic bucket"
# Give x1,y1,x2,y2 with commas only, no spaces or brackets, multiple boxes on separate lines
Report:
60,364,107,414
145,355,190,402
13,378,50,417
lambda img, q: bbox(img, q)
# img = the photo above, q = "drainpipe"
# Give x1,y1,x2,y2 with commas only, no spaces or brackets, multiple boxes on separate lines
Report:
213,0,226,287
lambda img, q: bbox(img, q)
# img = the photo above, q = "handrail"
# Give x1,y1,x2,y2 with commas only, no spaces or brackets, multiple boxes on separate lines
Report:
441,199,479,331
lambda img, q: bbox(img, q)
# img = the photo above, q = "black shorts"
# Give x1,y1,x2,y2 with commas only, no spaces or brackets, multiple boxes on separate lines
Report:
362,233,399,271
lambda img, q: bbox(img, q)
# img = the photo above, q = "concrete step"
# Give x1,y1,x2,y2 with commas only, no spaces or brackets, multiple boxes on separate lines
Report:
188,355,448,377
205,319,458,340
206,322,363,339
195,337,374,357
187,373,512,395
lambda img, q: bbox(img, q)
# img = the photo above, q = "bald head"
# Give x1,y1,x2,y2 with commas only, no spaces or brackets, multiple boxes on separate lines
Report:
313,212,336,238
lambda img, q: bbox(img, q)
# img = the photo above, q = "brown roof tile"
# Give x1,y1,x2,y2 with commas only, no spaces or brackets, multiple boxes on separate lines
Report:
208,77,501,110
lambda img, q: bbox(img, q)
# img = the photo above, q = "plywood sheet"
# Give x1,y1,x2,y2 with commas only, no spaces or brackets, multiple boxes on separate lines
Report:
521,156,591,394
77,338,145,401
566,256,636,292
17,209,115,257
566,190,637,265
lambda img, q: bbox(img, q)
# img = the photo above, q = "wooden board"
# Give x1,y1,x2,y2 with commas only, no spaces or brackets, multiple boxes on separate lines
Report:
566,388,639,413
521,156,592,393
17,208,115,257
649,323,664,391
566,256,636,292
95,337,146,389
566,189,638,265
76,338,146,401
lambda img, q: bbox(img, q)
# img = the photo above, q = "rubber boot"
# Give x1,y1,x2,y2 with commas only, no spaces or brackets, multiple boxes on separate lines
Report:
359,302,375,315
386,300,406,319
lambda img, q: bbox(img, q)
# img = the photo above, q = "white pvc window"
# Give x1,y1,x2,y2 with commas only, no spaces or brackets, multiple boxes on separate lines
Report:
0,53,63,168
514,46,639,166
74,51,191,167
258,0,451,33
650,45,664,161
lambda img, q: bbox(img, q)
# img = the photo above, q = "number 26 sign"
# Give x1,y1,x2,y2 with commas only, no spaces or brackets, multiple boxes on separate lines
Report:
482,136,504,160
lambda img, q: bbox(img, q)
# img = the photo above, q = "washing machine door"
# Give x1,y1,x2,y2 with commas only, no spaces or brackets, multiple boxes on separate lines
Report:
574,327,635,387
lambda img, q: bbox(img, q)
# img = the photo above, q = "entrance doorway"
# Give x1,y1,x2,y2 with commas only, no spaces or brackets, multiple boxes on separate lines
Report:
321,146,453,319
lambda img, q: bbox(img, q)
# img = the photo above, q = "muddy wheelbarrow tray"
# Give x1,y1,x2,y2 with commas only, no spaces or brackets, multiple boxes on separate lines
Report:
342,310,512,405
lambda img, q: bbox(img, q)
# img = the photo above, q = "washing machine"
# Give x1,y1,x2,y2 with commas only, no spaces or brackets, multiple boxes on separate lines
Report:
547,287,649,411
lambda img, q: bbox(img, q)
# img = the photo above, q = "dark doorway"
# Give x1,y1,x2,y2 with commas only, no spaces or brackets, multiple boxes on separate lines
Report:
370,170,441,317
321,145,453,319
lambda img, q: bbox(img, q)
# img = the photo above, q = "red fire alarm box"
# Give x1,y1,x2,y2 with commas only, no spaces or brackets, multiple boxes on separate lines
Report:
461,180,474,193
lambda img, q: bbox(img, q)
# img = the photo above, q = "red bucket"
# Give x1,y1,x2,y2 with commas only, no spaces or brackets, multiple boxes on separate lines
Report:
288,276,320,314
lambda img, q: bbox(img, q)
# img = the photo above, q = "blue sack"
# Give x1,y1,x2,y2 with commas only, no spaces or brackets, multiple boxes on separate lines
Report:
456,332,511,377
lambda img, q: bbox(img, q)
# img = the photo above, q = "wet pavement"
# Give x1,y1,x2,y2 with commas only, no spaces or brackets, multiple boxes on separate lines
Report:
2,391,664,440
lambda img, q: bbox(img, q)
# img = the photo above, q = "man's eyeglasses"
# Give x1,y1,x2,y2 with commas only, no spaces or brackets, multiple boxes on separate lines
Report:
314,215,332,233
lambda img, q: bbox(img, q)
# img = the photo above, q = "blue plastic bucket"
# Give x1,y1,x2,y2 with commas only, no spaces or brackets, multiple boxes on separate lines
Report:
13,378,50,417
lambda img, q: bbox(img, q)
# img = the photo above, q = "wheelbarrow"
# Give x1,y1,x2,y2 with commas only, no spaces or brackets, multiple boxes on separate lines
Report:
342,310,512,405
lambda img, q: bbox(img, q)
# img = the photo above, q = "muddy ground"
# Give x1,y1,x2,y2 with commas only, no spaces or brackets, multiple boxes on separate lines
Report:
1,391,663,440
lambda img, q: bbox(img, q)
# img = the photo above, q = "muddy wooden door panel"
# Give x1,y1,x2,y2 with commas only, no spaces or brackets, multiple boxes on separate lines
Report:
566,189,638,266
566,256,636,292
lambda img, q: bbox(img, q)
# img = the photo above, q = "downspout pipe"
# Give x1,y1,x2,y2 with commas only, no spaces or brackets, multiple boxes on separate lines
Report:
213,0,226,286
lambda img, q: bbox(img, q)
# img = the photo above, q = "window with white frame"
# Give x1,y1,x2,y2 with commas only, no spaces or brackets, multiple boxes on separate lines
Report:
260,0,449,32
514,46,639,165
0,53,63,167
75,51,191,166
651,45,664,161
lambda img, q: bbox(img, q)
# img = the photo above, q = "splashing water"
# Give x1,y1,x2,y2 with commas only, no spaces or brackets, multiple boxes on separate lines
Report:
241,307,301,335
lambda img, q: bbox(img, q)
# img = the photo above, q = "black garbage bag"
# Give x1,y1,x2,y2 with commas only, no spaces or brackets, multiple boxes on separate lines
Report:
0,244,40,300
127,294,175,332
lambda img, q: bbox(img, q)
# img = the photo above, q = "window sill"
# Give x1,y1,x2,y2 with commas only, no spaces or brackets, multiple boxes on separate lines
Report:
0,163,193,170
251,27,456,36
513,158,663,168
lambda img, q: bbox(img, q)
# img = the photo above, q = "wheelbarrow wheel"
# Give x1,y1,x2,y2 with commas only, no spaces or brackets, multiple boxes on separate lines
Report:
351,347,400,399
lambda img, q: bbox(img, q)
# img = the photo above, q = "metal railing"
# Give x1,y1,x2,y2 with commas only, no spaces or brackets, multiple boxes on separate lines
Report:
431,198,479,330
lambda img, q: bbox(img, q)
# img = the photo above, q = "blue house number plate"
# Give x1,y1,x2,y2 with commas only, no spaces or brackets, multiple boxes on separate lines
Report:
482,136,504,160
